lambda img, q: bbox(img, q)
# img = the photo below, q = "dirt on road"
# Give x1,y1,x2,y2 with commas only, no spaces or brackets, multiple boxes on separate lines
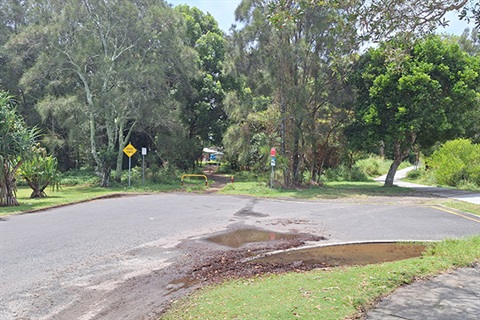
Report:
51,226,327,320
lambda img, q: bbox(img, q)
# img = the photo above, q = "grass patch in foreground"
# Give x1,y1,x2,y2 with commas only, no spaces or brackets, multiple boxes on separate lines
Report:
162,236,480,320
220,181,411,199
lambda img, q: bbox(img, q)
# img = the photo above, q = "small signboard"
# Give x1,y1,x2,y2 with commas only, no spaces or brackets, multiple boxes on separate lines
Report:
270,147,276,157
271,156,276,167
123,143,137,158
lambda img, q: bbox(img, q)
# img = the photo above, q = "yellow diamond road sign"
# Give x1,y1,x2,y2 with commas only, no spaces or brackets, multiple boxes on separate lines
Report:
123,143,137,158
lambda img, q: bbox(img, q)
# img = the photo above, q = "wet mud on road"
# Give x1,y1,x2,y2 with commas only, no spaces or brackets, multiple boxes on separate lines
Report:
51,226,327,320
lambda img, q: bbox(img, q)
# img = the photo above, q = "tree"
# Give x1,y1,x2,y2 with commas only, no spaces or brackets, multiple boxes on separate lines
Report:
226,0,357,186
350,36,480,186
20,144,60,198
460,1,480,29
0,92,38,206
267,0,469,42
428,138,480,187
174,5,228,168
10,0,193,186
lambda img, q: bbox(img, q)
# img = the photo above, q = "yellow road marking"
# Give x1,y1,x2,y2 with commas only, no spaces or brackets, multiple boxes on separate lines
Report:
430,206,480,223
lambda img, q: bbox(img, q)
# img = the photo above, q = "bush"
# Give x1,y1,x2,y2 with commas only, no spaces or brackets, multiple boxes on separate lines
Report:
323,165,369,182
405,169,422,180
356,156,381,177
427,139,480,188
61,168,100,186
216,162,234,174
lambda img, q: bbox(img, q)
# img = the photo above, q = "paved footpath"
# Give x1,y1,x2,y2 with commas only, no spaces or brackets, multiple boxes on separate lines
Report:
367,264,480,320
375,167,480,205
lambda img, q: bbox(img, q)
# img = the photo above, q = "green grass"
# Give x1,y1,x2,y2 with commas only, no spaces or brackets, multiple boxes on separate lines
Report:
0,182,183,216
162,236,480,320
221,181,412,199
440,200,480,216
404,169,480,192
0,186,123,215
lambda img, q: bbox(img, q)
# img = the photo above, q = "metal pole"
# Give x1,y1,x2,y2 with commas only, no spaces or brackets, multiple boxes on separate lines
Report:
142,154,145,185
271,165,274,188
128,156,132,187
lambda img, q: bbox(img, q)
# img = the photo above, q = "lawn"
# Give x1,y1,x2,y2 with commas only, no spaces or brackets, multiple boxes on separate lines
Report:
220,180,413,199
0,185,124,216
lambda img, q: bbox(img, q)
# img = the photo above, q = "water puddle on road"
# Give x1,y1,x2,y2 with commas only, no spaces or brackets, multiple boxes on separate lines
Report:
205,229,299,248
249,242,426,266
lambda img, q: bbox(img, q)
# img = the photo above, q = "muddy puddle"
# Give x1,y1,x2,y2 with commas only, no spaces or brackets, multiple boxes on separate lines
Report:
249,242,426,266
205,228,300,248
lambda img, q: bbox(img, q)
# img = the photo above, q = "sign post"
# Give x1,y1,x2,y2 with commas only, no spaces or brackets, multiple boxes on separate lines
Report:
141,147,147,185
123,143,137,187
270,147,276,188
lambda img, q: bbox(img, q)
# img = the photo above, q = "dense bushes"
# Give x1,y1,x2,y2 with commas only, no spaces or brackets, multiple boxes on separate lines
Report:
322,155,411,182
427,139,480,188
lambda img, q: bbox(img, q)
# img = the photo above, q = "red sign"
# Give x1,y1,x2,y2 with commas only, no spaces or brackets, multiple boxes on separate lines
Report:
270,147,276,157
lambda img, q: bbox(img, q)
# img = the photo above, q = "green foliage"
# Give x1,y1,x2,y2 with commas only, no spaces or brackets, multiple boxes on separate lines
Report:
20,144,61,198
0,92,39,206
350,36,480,186
323,165,369,182
427,139,480,188
61,168,100,186
322,156,410,182
174,5,227,153
355,156,382,177
405,168,423,180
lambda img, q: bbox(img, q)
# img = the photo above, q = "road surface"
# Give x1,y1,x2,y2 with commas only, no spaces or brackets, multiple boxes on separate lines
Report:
1,193,479,319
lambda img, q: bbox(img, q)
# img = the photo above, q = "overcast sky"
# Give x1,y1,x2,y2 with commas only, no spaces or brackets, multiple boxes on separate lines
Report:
167,0,473,35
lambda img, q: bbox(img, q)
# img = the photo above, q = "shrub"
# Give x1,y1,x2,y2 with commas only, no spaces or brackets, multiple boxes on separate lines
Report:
405,169,422,180
355,156,381,177
323,165,369,182
427,139,480,188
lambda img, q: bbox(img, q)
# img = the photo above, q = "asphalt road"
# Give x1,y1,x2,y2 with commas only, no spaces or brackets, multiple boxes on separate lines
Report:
1,193,479,319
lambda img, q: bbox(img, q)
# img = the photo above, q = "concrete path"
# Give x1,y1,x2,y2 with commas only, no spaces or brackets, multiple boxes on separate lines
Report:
374,167,480,205
367,264,480,320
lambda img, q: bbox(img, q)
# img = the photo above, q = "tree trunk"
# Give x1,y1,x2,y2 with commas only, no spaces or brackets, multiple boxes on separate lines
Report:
100,167,111,187
384,159,402,187
291,128,301,185
114,148,123,183
3,176,19,206
114,121,135,183
30,189,47,198
384,139,411,187
1,161,22,207
26,179,48,198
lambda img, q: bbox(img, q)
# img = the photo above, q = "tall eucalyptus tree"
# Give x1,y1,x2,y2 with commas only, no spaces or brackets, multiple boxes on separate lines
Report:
227,0,357,185
8,0,193,186
174,5,227,168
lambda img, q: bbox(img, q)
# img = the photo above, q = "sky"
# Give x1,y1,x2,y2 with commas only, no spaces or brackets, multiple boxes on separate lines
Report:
167,0,474,36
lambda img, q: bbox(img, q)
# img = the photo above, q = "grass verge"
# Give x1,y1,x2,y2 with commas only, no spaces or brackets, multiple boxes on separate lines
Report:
0,186,124,216
220,181,413,199
162,236,480,320
0,183,182,216
440,200,480,216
